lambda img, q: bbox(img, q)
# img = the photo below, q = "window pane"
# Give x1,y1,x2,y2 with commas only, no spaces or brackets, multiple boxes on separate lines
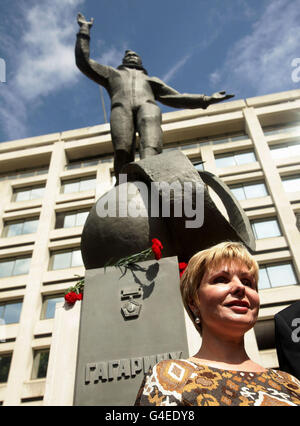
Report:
33,350,50,379
193,162,204,171
267,263,297,288
0,354,12,383
0,260,15,278
15,189,30,201
63,180,79,194
76,211,89,226
270,146,290,160
258,267,271,290
215,155,235,168
13,258,30,275
235,151,256,165
230,186,245,201
43,296,64,319
244,183,268,199
23,218,39,234
71,250,83,267
282,177,300,193
252,219,281,239
79,178,96,192
52,252,72,270
31,187,45,199
2,301,22,324
63,213,76,228
6,222,23,237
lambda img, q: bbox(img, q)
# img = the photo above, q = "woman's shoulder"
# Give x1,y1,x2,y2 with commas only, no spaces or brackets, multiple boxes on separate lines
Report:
271,369,300,388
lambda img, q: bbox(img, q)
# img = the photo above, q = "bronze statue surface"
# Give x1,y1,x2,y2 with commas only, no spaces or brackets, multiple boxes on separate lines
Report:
75,13,234,183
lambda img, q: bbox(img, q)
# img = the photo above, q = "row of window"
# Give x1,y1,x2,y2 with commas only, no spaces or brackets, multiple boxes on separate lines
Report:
215,140,300,169
0,248,297,288
3,176,299,239
0,248,83,278
0,155,114,182
1,259,296,326
2,210,89,238
230,175,300,201
13,176,97,202
0,294,65,325
1,213,285,241
0,349,49,383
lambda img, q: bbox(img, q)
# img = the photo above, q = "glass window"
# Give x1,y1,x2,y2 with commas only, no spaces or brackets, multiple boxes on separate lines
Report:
14,186,45,202
55,210,89,229
270,142,300,160
0,353,12,383
0,257,31,278
230,182,268,201
258,263,297,290
282,176,300,193
65,157,101,170
51,249,83,270
52,251,72,270
235,151,256,165
32,349,49,379
193,161,204,172
71,250,83,267
263,123,300,136
79,178,96,192
215,155,236,168
0,167,48,182
62,177,96,194
41,295,64,320
215,151,256,168
4,217,39,237
76,211,89,226
0,300,22,324
251,218,281,239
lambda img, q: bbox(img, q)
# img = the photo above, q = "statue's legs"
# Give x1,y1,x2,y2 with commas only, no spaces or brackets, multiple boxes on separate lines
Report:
110,105,136,184
137,103,163,158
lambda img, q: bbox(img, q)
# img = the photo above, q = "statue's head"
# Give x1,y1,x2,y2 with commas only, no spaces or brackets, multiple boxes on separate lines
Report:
122,50,143,67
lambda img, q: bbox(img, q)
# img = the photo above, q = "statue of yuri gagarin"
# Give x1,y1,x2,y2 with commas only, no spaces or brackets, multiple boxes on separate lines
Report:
75,13,234,183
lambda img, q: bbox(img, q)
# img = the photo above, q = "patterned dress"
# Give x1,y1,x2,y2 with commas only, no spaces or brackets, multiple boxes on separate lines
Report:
134,359,300,406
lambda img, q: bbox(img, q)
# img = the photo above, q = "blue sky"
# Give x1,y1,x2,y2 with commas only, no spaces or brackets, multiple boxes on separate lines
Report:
0,0,299,143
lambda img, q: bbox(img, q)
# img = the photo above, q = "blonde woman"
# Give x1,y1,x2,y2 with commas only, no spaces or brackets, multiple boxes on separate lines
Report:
135,242,300,406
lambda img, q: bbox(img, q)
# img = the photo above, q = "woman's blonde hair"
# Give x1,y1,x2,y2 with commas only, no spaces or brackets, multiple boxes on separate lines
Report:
180,241,259,334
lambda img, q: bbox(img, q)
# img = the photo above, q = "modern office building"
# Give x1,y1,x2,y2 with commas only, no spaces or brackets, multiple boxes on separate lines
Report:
0,89,300,405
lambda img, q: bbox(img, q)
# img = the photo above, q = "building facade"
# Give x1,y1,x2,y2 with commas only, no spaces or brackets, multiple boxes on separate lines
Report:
0,89,300,405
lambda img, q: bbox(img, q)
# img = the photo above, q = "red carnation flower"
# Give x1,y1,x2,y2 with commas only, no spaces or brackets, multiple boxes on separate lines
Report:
179,262,188,278
151,238,163,260
76,292,83,300
64,291,78,305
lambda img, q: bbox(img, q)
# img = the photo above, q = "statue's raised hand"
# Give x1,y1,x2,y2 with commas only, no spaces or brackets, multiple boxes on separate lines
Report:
210,91,235,102
77,12,94,28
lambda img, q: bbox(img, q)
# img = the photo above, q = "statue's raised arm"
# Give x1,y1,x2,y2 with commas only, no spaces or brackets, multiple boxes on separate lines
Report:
75,13,109,88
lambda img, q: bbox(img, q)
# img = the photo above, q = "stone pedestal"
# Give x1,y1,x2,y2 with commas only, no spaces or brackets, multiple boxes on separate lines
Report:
73,256,189,406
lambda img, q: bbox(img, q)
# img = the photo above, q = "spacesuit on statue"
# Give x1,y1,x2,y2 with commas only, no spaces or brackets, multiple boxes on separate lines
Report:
75,13,234,183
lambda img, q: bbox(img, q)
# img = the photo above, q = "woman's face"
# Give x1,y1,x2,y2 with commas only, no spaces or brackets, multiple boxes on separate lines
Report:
193,259,260,339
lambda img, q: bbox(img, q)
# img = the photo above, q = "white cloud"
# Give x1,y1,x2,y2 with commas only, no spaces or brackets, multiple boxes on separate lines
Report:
209,71,221,87
162,54,191,84
13,0,85,100
0,0,86,140
210,0,300,97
